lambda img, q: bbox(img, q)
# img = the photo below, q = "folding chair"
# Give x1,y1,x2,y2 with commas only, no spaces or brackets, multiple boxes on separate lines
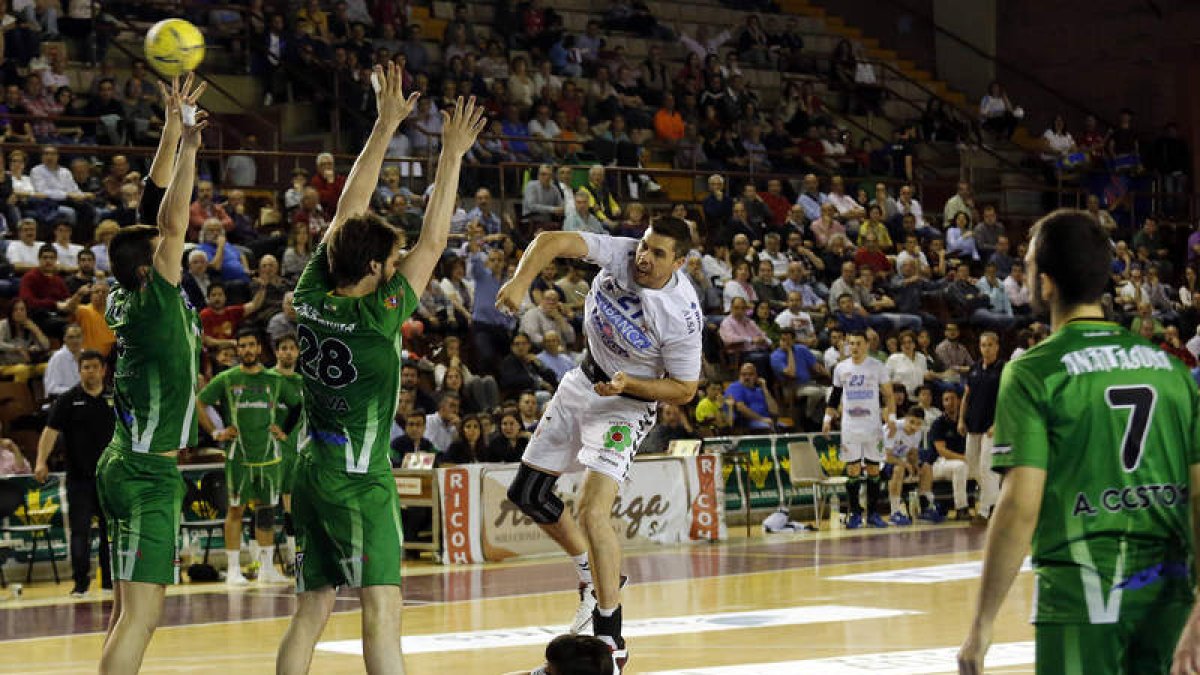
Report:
0,489,62,583
787,439,848,530
180,470,227,565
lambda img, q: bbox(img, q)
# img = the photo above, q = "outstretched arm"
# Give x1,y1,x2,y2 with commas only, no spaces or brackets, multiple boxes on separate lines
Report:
397,96,487,295
495,231,590,314
156,102,208,286
326,63,420,244
148,75,206,189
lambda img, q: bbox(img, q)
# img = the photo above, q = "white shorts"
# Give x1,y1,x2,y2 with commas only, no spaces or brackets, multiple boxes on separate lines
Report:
522,368,657,483
840,436,884,464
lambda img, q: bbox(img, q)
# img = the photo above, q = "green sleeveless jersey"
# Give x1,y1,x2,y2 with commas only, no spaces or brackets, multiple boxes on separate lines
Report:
992,320,1200,624
198,367,299,465
106,268,201,455
269,367,306,457
293,243,418,475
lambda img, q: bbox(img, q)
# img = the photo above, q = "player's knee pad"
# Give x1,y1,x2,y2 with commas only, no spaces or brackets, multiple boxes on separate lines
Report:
254,505,275,530
507,464,564,525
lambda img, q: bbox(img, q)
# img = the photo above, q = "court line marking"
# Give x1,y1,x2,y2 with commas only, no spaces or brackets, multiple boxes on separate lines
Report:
316,605,922,656
827,558,1032,584
1,544,985,644
645,641,1035,674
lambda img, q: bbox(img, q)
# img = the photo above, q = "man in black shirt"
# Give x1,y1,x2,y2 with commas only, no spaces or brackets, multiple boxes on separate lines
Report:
33,349,115,596
960,331,1004,523
925,389,970,521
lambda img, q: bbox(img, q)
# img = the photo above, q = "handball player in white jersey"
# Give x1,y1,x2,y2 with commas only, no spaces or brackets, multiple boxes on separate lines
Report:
823,330,897,529
496,218,702,673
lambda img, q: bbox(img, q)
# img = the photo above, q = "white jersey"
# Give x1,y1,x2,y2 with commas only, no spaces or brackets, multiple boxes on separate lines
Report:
579,233,703,381
832,356,888,441
883,424,922,462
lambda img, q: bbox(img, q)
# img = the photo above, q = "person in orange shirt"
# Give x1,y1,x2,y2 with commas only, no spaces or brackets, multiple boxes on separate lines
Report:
74,280,115,358
653,93,685,143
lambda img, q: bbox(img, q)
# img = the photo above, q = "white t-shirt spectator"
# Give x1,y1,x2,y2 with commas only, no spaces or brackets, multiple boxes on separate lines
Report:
44,345,79,397
885,351,929,394
6,239,42,269
1003,275,1030,309
54,241,83,269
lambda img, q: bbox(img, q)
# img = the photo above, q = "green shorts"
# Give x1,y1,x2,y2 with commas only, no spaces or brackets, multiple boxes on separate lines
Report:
1035,603,1190,675
96,446,185,585
291,456,403,592
279,453,298,495
226,460,281,508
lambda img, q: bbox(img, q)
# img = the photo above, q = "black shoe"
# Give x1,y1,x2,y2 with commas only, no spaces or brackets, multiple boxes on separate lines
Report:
69,582,89,597
594,608,628,675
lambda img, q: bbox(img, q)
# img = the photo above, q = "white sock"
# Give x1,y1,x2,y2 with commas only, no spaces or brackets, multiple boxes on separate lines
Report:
923,492,937,508
249,540,260,562
286,535,296,561
889,496,902,514
259,546,275,570
572,552,592,584
225,549,242,575
597,605,617,618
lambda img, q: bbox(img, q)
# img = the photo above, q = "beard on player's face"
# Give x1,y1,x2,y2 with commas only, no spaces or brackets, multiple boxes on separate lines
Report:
239,348,259,366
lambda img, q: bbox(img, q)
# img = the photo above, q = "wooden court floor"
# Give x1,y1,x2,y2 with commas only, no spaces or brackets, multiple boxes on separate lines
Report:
0,523,1036,674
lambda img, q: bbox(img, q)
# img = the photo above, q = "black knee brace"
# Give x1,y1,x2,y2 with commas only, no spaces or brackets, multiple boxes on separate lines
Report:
507,464,564,525
254,505,275,530
283,511,294,536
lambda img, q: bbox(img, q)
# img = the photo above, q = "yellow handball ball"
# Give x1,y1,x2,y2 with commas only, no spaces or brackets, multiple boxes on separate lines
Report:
144,18,206,78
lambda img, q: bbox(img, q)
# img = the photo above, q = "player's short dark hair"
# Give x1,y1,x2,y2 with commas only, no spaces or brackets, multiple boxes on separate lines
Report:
236,328,260,343
274,333,298,350
77,248,95,261
37,243,57,258
836,293,853,305
846,329,867,340
207,281,227,297
905,405,924,419
545,634,614,675
78,349,105,367
326,214,401,288
915,384,934,398
1032,209,1112,308
407,409,426,421
109,225,158,290
647,216,692,258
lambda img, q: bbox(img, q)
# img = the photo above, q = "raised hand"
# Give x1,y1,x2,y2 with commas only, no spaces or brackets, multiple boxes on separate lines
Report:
495,279,526,316
373,62,420,129
594,371,628,397
441,96,488,157
158,72,207,128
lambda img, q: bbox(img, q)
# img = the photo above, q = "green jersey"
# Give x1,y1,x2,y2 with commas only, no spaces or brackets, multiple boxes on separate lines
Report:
199,367,300,465
293,243,418,475
107,268,201,454
993,320,1200,624
270,367,306,457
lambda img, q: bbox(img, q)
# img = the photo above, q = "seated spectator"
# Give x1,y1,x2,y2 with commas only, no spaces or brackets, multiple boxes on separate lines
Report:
7,218,44,273
758,232,790,278
935,322,974,383
75,281,114,357
775,290,819,346
577,165,621,225
0,435,30,473
483,410,528,463
886,329,933,394
0,298,49,382
752,259,787,310
988,235,1015,278
653,93,684,143
809,203,847,249
50,220,82,272
520,289,576,348
31,145,94,236
722,263,757,312
187,180,232,242
196,219,251,291
703,174,734,232
441,414,486,465
1004,261,1031,316
244,254,288,329
65,249,102,295
20,244,83,336
536,330,577,382
639,403,696,454
1161,325,1197,367
942,181,979,226
725,362,779,431
946,212,980,260
199,282,265,351
1130,302,1165,340
181,249,211,311
853,233,891,276
424,394,461,455
973,205,1005,261
832,292,870,333
1085,194,1119,239
974,262,1016,331
468,187,505,235
695,380,735,435
771,330,827,429
266,292,298,348
614,202,649,239
825,176,865,231
857,205,893,251
523,164,565,227
895,185,935,237
979,81,1018,139
924,389,971,519
44,323,83,397
719,297,772,374
390,410,437,466
310,152,346,214
80,78,126,144
564,191,606,234
498,333,557,400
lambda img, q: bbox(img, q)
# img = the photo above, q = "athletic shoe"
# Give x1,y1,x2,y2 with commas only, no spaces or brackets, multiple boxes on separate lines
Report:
69,586,88,598
889,511,912,526
611,640,628,674
918,507,946,523
593,608,628,674
225,571,250,587
845,513,863,529
866,513,888,528
570,575,629,635
955,507,971,521
258,564,291,584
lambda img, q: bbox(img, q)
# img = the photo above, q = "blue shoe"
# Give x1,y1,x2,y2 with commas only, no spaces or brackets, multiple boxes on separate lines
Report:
845,513,863,529
867,513,888,528
890,511,912,526
918,507,946,523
